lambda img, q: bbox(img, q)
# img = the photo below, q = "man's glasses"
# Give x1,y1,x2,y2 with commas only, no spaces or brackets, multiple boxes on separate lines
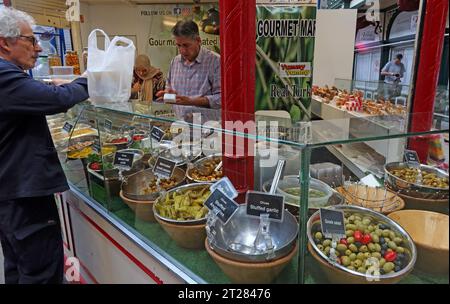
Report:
17,35,39,46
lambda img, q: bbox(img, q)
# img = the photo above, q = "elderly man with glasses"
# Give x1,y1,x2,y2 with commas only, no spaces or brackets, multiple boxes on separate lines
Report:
0,7,89,284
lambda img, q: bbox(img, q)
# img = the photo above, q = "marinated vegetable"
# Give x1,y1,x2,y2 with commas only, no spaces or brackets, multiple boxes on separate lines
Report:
189,156,223,182
389,167,448,189
142,177,179,194
155,186,211,221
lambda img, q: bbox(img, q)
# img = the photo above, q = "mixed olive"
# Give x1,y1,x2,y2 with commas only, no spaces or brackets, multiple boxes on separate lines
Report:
312,212,412,275
389,167,448,189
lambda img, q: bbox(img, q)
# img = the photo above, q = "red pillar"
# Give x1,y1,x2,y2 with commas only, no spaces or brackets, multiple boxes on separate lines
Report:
408,0,448,162
220,0,256,202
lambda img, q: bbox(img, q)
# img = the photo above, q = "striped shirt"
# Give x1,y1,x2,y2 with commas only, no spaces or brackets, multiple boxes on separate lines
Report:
166,47,221,122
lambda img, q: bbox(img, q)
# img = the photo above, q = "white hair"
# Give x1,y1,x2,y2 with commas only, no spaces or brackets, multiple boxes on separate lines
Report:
0,7,35,38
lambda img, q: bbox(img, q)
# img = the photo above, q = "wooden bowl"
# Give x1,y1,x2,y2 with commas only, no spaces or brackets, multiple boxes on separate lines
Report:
388,210,449,274
395,191,448,215
307,243,411,284
155,216,206,250
205,239,297,284
119,190,156,222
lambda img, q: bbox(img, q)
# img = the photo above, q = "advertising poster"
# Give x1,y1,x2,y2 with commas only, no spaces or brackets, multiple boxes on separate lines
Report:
255,4,316,122
139,3,220,76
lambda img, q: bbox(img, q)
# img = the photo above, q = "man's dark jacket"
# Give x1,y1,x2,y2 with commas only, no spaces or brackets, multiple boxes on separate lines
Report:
0,58,89,201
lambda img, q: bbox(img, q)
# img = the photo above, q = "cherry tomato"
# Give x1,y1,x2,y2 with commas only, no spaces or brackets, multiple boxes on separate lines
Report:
384,250,397,262
339,238,348,246
354,230,363,242
90,162,101,170
361,234,372,245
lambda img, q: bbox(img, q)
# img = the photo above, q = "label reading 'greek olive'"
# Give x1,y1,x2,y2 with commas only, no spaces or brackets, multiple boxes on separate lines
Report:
319,208,345,239
62,122,73,133
113,152,134,169
150,126,165,142
404,149,420,165
153,156,176,179
245,191,284,222
204,189,239,224
210,177,238,199
104,119,113,132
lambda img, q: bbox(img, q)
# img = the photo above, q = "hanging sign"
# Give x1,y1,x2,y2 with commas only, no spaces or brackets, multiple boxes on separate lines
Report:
255,4,317,122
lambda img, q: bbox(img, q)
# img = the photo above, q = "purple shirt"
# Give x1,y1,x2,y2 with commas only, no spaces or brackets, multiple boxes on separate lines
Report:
167,47,221,122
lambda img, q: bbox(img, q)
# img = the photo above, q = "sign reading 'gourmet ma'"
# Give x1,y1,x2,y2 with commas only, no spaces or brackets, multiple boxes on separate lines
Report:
257,19,316,38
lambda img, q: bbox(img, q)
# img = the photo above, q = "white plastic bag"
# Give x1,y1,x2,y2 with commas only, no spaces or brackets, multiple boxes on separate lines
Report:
87,29,136,104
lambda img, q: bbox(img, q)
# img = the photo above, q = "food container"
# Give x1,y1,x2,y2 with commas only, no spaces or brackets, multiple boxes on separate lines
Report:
121,167,186,201
307,205,417,284
207,204,298,262
150,143,202,167
186,154,222,183
51,66,74,76
119,190,156,222
388,210,449,274
384,162,448,200
103,134,132,150
206,238,297,284
153,183,212,249
276,176,333,208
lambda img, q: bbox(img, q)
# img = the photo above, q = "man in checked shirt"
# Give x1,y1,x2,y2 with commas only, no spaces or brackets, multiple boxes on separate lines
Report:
156,20,221,122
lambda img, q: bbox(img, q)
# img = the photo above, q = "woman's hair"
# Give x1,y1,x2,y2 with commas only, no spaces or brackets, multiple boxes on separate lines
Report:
0,7,35,38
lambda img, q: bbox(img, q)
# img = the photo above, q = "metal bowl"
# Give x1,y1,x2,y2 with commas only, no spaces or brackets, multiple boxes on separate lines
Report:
121,167,186,201
207,204,298,262
151,143,202,167
153,182,212,225
307,205,417,282
186,154,222,183
384,162,448,199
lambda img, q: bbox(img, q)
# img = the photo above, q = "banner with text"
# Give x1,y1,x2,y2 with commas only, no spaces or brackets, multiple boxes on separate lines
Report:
255,5,316,122
139,4,220,76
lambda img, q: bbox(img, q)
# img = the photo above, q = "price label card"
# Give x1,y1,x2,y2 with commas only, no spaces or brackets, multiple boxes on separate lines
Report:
210,177,238,199
92,139,101,154
104,119,113,132
153,156,176,179
204,189,240,225
404,149,420,165
245,191,284,222
150,126,165,142
113,152,134,170
319,208,345,239
62,122,73,133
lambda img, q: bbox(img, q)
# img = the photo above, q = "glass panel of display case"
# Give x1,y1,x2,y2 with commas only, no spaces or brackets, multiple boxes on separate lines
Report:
49,102,449,284
303,135,449,284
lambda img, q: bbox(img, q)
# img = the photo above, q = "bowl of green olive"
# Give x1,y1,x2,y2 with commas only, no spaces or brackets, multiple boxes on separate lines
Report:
307,205,417,284
384,162,448,200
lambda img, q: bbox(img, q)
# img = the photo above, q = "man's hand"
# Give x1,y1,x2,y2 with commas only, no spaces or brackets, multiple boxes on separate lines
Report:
51,78,72,86
155,88,177,101
175,95,192,105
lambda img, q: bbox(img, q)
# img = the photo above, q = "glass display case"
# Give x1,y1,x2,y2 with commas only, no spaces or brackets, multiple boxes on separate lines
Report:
47,101,449,284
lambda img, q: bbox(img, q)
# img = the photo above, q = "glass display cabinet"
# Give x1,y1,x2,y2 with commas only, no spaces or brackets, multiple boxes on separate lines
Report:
47,101,449,284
